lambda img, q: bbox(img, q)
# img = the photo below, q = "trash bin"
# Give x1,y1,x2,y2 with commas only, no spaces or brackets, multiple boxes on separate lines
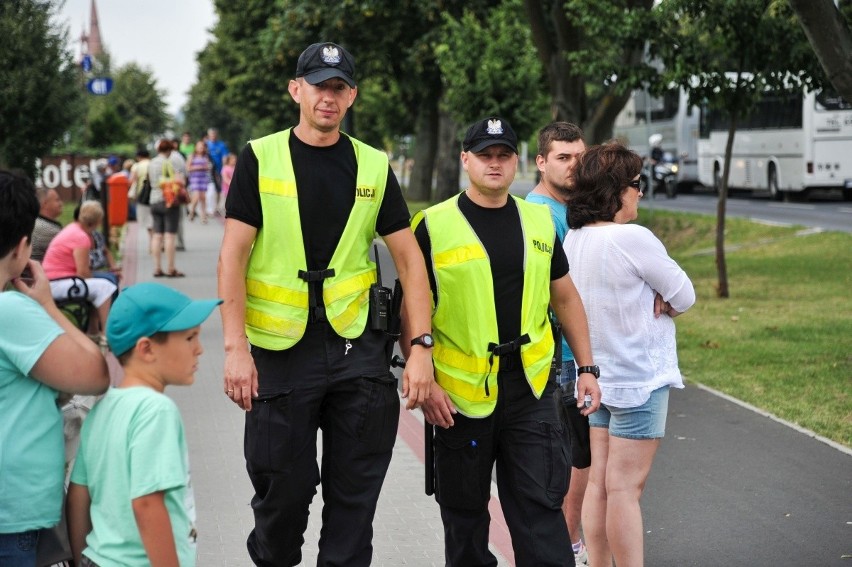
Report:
106,172,129,226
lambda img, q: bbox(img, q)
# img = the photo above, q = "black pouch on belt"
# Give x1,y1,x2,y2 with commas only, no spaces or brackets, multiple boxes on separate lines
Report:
554,380,592,469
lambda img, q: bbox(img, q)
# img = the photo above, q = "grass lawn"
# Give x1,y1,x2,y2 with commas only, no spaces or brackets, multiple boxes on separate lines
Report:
638,210,852,448
58,201,77,225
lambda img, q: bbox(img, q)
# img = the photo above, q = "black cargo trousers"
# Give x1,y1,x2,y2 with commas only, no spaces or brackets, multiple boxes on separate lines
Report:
434,358,574,567
244,322,399,567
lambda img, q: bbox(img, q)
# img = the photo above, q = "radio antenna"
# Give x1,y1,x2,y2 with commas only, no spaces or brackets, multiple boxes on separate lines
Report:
373,244,383,286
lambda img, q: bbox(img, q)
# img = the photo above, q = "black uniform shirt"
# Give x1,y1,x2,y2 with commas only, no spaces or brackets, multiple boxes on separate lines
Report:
226,131,410,270
225,130,410,383
414,191,568,345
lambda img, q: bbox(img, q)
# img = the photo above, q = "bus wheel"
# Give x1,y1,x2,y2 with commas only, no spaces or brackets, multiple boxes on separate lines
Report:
768,165,783,201
713,164,721,195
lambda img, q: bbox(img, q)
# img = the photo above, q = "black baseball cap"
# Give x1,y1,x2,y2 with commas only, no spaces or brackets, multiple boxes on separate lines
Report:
295,42,356,88
462,117,518,154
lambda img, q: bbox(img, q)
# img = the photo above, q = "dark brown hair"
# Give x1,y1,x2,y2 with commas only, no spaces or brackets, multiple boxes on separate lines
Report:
116,331,169,364
0,169,39,257
567,142,643,229
536,121,584,157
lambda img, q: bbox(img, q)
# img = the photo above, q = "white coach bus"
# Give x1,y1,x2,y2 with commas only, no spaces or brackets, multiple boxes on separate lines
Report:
613,87,701,191
697,88,852,201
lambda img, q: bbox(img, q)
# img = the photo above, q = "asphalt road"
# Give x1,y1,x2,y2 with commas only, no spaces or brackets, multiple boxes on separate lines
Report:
644,386,851,566
509,178,852,233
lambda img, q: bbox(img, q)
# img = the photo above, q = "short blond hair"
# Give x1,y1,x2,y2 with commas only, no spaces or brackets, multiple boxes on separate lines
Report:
78,200,104,228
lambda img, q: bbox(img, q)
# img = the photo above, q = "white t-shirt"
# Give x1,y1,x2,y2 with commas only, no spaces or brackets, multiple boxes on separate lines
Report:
564,223,695,408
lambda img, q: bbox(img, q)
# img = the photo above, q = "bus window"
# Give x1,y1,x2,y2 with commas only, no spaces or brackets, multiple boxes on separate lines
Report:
815,89,852,111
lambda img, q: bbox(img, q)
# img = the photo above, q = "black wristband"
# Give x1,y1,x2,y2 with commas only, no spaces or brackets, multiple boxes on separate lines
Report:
576,365,600,379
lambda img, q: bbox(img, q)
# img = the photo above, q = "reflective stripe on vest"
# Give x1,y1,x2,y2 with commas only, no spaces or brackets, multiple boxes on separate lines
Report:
245,129,388,349
421,194,556,417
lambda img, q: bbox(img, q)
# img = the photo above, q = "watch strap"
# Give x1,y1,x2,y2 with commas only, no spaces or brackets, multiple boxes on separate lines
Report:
577,365,599,378
410,333,434,348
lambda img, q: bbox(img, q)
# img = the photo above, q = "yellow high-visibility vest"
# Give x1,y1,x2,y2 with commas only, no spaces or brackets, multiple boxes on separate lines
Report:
245,129,388,349
415,194,555,417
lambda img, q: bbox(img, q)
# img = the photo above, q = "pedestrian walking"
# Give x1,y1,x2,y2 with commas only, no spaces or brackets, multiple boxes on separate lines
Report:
187,140,212,224
217,41,434,566
406,117,601,567
148,140,187,278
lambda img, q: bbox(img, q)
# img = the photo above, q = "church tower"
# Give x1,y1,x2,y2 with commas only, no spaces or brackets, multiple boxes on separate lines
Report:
79,0,103,57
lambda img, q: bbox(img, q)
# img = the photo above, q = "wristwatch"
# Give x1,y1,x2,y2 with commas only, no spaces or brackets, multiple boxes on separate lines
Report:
410,333,435,348
576,365,600,379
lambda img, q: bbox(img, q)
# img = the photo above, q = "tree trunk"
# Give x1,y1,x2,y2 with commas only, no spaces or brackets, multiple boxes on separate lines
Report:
435,107,460,202
523,0,585,124
716,117,738,298
788,0,852,103
583,88,634,144
406,100,439,202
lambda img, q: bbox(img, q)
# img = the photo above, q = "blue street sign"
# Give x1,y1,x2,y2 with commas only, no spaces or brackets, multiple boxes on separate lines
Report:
86,77,113,96
81,54,92,73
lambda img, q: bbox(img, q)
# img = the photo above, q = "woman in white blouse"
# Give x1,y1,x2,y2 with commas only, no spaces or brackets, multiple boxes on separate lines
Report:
564,142,695,567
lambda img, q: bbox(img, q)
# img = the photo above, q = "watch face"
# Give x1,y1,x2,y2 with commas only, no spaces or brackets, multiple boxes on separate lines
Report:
413,333,434,347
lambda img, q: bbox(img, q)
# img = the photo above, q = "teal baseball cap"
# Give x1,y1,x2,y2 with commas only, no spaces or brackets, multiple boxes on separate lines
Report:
107,282,222,356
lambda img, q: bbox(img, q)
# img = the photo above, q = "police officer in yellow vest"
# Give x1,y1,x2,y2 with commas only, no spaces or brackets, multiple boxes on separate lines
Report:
218,42,434,566
404,117,601,567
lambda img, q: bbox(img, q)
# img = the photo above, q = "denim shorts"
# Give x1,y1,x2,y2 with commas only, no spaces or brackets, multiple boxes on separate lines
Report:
589,386,670,439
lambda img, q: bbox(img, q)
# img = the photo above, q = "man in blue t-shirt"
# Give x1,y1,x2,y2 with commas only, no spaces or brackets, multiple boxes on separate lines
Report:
525,121,590,565
205,128,229,216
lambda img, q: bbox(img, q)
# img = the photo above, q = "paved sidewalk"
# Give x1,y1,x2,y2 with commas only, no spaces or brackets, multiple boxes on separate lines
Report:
120,218,512,566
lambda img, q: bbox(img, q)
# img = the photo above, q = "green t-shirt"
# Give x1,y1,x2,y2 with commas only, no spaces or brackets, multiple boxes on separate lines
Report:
71,387,197,566
0,291,65,533
179,142,194,160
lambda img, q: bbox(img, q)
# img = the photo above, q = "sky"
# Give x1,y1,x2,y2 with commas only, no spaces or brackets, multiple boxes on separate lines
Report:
53,0,217,116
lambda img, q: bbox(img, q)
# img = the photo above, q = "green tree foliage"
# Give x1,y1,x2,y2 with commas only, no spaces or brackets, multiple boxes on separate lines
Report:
651,0,824,297
87,104,127,147
265,0,495,199
436,0,549,143
0,0,83,176
57,52,169,152
181,79,251,155
80,61,168,148
110,63,169,145
197,0,295,141
523,0,653,142
190,0,505,200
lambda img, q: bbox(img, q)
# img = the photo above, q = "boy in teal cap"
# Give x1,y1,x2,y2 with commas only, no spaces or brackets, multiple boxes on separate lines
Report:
67,283,222,567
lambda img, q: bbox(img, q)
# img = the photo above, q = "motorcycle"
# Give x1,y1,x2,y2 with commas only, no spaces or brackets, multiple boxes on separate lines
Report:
642,151,678,199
